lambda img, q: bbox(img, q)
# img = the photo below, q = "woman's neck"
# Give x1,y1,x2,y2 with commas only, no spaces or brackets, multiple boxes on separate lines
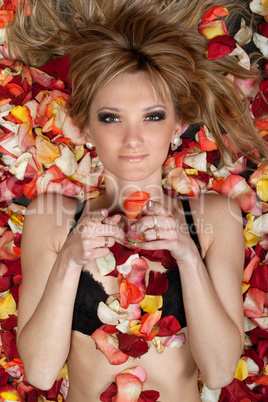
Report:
103,170,165,213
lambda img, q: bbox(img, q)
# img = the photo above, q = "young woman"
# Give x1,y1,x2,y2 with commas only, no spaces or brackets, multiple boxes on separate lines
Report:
6,1,268,401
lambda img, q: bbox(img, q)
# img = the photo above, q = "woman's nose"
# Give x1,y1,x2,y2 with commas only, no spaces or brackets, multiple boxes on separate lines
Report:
124,125,144,148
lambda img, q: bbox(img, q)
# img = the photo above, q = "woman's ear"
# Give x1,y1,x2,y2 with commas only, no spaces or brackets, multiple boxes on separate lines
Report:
83,129,95,149
171,123,182,151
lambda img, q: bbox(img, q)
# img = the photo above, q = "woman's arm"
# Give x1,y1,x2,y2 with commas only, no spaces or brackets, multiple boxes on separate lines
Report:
135,194,244,389
17,194,124,390
178,196,244,389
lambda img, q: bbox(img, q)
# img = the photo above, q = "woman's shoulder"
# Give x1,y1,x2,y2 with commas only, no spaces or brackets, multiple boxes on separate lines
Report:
22,194,80,251
185,193,243,258
189,192,242,222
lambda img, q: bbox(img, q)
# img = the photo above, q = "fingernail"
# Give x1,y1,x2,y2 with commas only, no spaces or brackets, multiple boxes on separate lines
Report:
101,209,107,216
147,200,153,208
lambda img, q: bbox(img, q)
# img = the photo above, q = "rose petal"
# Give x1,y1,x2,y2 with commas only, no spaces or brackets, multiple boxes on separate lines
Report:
91,326,129,365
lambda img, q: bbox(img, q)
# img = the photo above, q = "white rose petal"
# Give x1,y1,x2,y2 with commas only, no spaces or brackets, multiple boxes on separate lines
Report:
96,252,116,275
54,145,78,176
9,152,32,180
250,0,268,15
200,385,221,402
184,152,207,172
117,254,140,275
253,33,268,58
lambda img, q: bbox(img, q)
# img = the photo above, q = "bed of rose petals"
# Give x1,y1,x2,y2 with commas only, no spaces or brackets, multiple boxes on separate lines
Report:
0,0,267,401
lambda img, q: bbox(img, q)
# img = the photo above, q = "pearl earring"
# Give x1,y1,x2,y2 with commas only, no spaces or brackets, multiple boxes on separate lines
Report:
86,142,93,150
171,137,181,151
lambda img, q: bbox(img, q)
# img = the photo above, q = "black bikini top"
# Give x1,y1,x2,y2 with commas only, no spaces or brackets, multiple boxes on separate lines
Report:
71,199,201,336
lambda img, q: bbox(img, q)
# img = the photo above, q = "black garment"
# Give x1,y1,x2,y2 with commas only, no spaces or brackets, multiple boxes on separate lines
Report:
71,199,201,336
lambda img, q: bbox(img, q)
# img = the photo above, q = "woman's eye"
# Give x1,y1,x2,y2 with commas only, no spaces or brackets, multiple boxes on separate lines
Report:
145,112,166,121
98,113,120,123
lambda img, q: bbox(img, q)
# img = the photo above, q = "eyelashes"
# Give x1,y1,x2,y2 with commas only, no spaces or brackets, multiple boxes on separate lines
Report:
145,111,166,121
97,111,167,123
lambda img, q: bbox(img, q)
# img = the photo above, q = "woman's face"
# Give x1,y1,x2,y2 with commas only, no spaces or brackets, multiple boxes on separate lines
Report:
87,71,181,183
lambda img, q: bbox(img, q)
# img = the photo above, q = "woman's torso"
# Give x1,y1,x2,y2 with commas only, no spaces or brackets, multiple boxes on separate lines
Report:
56,195,211,401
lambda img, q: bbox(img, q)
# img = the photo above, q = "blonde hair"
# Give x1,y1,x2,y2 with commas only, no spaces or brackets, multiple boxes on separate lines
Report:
6,0,268,163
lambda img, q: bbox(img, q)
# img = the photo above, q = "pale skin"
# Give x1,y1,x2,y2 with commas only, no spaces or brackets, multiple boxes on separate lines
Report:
17,72,245,401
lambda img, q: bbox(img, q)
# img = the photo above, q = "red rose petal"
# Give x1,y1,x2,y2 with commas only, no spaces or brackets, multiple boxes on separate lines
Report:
100,382,117,402
147,271,169,295
157,315,181,336
202,6,229,23
117,333,149,358
206,35,236,60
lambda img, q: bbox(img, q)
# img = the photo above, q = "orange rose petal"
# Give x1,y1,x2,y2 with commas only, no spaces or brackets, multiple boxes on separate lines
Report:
123,192,150,221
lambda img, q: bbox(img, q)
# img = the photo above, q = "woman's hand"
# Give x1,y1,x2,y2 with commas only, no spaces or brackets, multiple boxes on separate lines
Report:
62,208,126,268
133,200,196,262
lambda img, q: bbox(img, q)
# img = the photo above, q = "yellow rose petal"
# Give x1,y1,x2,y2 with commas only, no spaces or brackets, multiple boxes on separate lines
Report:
11,105,31,123
36,134,61,164
256,179,268,202
244,230,260,248
56,363,68,381
234,359,249,381
242,283,250,294
185,169,199,176
0,292,17,319
140,295,163,314
262,0,268,10
0,391,20,401
202,21,226,40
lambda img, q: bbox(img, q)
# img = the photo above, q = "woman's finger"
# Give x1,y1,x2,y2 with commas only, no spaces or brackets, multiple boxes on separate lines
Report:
145,200,171,217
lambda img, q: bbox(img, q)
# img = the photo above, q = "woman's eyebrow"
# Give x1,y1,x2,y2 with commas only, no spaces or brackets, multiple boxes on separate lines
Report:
97,107,121,113
143,105,167,111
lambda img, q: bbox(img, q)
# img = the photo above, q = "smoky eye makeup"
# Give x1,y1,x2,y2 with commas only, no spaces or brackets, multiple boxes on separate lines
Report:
97,112,120,123
145,110,167,121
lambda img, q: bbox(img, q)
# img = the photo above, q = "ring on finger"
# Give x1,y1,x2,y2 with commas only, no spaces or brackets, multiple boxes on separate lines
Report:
154,226,160,240
103,236,109,247
152,214,158,228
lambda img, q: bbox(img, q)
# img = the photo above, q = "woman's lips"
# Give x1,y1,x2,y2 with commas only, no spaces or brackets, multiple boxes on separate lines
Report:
119,154,149,163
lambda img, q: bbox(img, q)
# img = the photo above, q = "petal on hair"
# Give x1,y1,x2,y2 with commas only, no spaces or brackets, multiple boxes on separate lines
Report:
0,10,14,28
198,20,228,40
29,66,65,89
201,6,229,23
259,21,268,37
206,36,236,59
249,0,268,16
253,33,268,58
195,126,218,152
